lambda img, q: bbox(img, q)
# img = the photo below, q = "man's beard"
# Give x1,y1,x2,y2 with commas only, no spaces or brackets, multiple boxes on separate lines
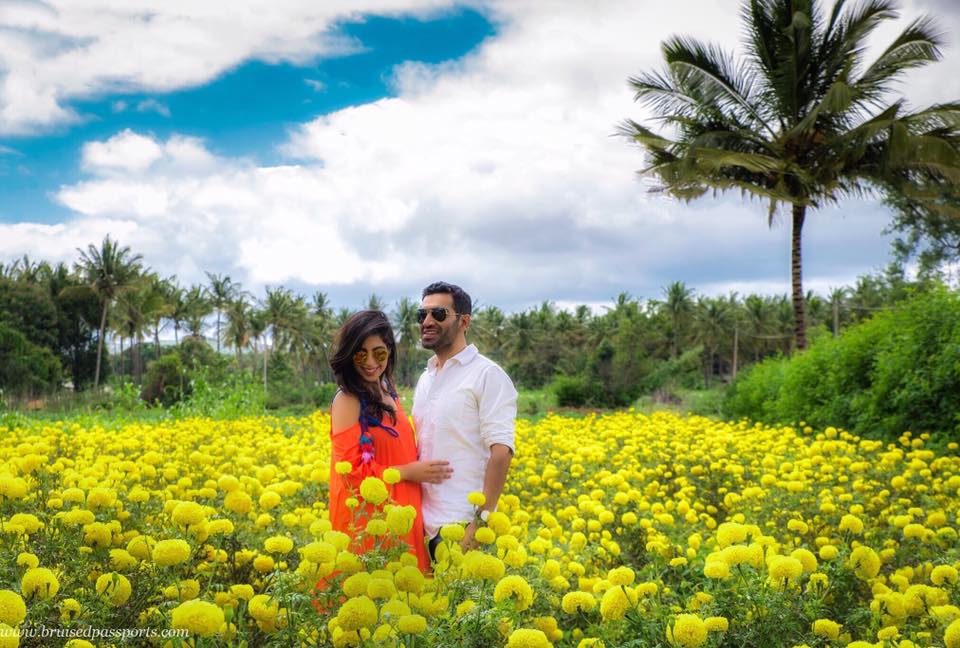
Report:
421,320,458,351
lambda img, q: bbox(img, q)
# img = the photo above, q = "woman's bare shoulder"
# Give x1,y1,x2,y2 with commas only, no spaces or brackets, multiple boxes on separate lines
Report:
331,391,361,435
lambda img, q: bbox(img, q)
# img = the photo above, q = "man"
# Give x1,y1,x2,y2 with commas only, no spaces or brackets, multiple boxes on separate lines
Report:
412,281,517,559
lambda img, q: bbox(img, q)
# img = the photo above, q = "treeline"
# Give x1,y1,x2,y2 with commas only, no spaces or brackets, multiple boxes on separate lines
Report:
724,286,960,441
0,236,938,409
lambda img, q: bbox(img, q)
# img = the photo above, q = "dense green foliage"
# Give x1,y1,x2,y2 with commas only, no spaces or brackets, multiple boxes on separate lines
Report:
724,286,960,440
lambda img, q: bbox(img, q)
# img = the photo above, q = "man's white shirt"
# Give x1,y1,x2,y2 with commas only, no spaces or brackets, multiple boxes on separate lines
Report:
412,344,517,538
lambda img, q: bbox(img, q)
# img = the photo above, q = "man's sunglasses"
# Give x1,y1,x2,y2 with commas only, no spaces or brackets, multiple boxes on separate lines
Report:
417,307,458,324
353,348,390,365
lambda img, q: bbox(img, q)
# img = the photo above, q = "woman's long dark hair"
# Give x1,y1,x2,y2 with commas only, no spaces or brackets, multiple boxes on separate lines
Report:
330,310,398,424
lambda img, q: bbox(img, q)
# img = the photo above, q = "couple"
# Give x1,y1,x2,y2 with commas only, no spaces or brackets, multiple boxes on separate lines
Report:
327,281,518,571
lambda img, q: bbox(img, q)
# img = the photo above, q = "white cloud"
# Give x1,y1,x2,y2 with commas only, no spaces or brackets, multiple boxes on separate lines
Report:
2,0,957,310
136,99,171,117
0,0,457,135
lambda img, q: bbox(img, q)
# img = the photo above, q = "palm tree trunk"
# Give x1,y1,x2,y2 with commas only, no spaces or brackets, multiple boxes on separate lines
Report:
791,204,807,351
731,323,739,380
174,323,180,345
216,311,221,354
154,326,161,360
832,302,839,337
94,302,108,388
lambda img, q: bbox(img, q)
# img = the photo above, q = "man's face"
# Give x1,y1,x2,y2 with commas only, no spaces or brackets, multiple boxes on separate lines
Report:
420,293,462,350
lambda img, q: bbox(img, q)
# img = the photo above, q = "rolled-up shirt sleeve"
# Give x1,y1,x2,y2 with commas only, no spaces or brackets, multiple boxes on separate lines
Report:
477,365,518,453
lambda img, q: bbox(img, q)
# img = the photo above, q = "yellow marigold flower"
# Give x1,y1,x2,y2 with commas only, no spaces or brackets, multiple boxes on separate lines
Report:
839,514,864,535
561,591,596,614
667,614,708,648
337,596,378,632
945,618,960,648
849,546,882,580
877,626,899,640
59,598,81,622
82,522,112,548
768,556,804,582
152,539,192,566
475,527,496,544
790,548,818,573
8,514,42,535
494,575,534,612
397,614,427,635
607,566,635,586
0,623,19,648
903,523,926,540
224,491,252,514
15,553,38,569
217,475,240,492
599,586,636,622
301,541,337,564
264,535,294,554
386,506,416,535
248,594,279,622
172,501,205,526
335,461,353,475
464,552,505,581
467,492,486,507
359,477,389,505
206,519,234,535
171,599,224,637
394,566,425,594
704,561,730,579
86,487,116,510
21,567,59,600
932,565,959,586
109,549,137,571
812,619,841,640
343,573,372,598
229,584,254,601
456,600,476,617
505,628,552,648
704,616,728,632
440,524,465,542
819,545,839,561
577,640,604,648
253,555,275,573
65,641,95,648
259,491,282,510
0,590,26,626
366,577,396,600
382,468,402,485
95,573,131,606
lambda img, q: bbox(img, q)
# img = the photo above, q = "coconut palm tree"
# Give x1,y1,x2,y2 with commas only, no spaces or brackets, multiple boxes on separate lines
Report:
223,294,253,368
660,281,695,359
622,0,960,350
205,272,238,354
74,236,144,388
183,285,212,340
391,297,421,386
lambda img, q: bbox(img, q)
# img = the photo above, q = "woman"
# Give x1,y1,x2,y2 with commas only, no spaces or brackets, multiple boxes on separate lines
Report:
328,310,452,571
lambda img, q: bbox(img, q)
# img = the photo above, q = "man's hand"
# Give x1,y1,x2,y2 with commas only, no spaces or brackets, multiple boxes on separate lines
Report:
398,460,453,484
461,521,479,551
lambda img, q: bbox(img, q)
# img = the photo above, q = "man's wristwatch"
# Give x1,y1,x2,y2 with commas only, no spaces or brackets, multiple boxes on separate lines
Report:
478,510,490,524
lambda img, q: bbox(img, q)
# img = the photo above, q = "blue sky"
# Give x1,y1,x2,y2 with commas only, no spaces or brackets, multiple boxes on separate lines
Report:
1,1,958,312
1,8,495,224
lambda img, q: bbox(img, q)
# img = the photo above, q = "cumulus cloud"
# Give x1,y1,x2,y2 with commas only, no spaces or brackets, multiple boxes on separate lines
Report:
0,0,456,135
2,0,958,309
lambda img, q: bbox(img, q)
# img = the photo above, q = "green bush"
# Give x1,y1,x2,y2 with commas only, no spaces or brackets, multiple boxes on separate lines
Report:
552,374,603,407
723,285,960,441
0,321,62,397
141,352,188,406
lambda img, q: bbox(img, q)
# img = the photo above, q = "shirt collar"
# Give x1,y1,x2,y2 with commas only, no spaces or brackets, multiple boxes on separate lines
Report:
428,344,478,372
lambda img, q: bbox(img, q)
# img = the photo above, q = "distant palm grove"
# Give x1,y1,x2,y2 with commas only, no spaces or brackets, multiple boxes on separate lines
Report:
0,235,947,413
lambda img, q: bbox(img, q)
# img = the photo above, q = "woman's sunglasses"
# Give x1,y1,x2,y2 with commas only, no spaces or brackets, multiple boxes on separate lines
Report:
353,347,390,365
417,307,457,323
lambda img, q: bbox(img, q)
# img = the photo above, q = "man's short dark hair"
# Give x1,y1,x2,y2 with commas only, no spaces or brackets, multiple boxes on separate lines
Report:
422,281,472,315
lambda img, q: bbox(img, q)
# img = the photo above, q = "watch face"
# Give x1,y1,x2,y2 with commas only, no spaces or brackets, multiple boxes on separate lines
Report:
479,510,490,522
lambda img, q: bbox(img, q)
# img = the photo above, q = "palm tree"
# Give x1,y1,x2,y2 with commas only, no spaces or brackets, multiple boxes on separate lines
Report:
827,286,848,336
164,281,189,345
365,294,385,311
183,285,212,340
391,297,422,386
223,295,253,368
660,281,695,359
74,236,144,388
693,296,732,386
622,0,960,350
206,272,238,354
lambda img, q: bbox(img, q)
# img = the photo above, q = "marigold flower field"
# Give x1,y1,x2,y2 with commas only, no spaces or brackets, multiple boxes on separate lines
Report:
1,411,959,647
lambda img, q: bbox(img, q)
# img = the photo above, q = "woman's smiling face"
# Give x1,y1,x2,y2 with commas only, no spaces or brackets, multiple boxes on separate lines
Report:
353,334,390,383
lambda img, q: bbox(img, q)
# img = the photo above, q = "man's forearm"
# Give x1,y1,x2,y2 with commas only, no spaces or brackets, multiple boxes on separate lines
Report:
481,444,512,511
